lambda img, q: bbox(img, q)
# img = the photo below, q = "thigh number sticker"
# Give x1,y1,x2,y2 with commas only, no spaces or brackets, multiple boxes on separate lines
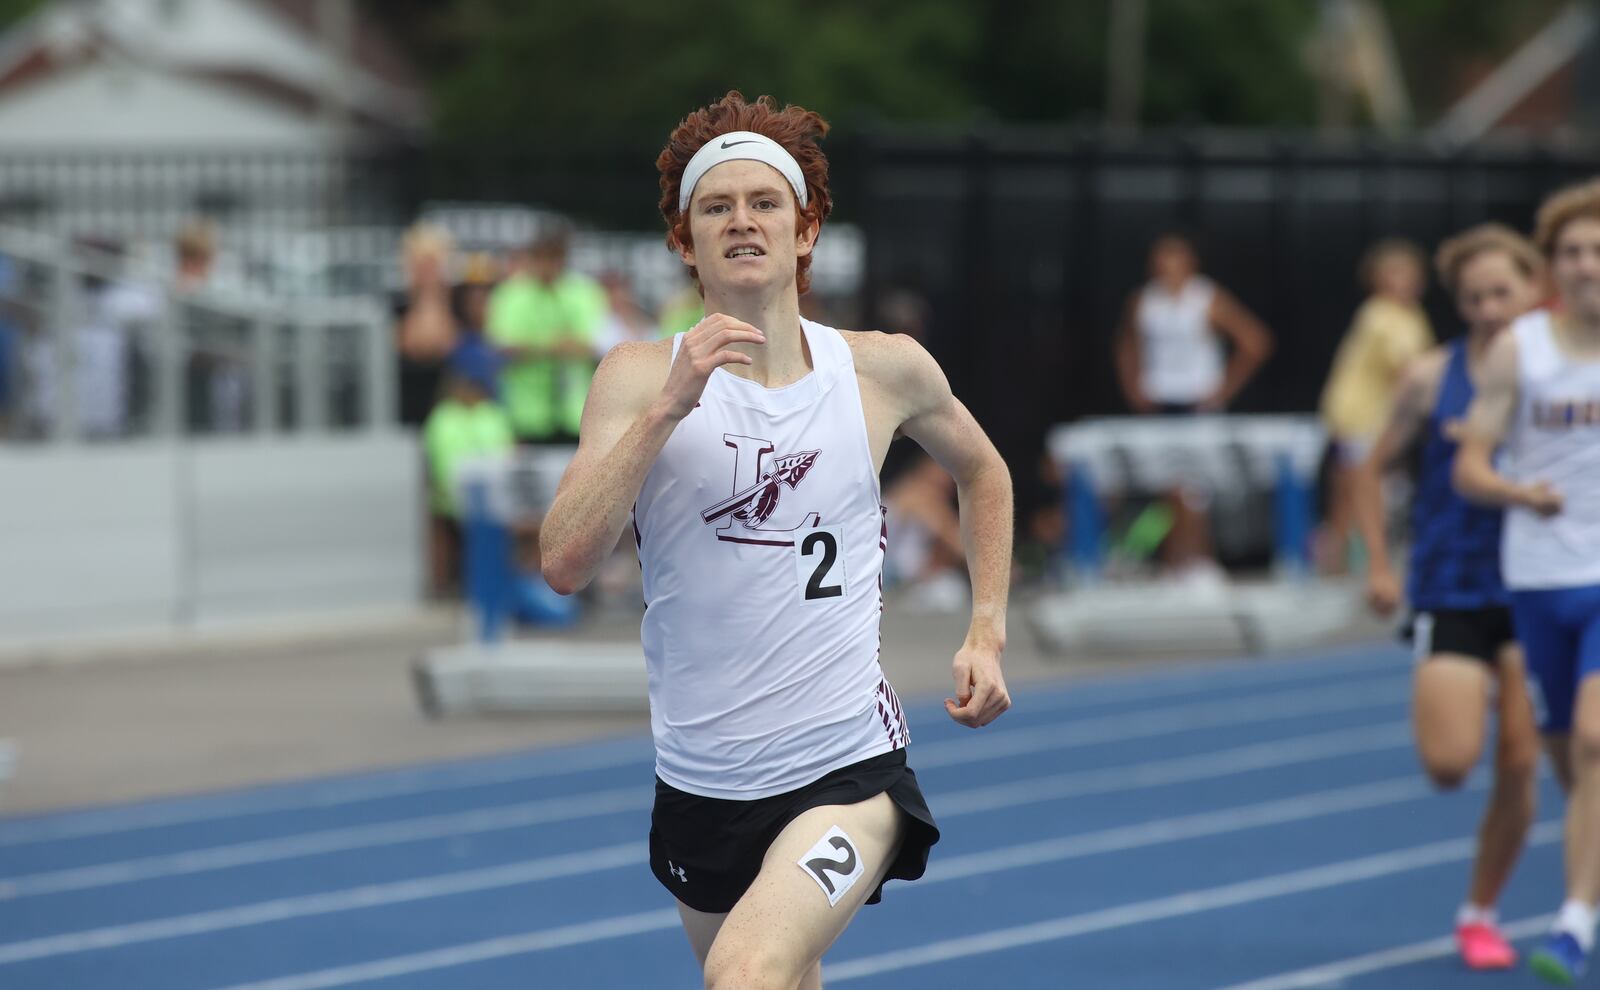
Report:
797,825,865,907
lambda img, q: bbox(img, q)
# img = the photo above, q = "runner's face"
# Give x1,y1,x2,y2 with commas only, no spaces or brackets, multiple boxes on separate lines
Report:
1552,217,1600,321
1455,250,1538,337
681,159,816,293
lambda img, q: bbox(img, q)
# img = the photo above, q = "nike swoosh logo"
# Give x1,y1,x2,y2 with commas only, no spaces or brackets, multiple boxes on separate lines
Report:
720,139,758,149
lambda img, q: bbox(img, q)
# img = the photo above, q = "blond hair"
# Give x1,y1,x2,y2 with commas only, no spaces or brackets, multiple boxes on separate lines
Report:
1434,222,1543,294
401,222,455,264
1534,177,1600,256
175,219,216,262
1359,238,1426,291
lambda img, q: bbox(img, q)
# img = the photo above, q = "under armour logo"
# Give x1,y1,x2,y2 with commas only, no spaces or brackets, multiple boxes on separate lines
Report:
668,861,688,883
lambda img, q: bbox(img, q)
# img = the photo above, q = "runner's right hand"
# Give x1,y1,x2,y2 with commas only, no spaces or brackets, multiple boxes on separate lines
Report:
657,314,766,421
1365,565,1402,617
1519,481,1563,518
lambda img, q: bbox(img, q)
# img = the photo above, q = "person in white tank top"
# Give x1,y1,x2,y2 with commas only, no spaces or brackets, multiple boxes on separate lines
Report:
540,91,1013,990
1454,178,1600,985
1114,233,1273,415
1112,233,1275,579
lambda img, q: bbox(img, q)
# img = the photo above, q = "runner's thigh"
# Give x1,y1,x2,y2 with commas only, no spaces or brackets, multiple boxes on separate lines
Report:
704,792,905,979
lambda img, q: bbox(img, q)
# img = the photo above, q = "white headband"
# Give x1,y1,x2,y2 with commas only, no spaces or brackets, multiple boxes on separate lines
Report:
677,131,808,213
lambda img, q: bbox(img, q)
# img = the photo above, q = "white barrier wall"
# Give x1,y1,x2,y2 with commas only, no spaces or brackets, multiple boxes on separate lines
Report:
1,444,185,638
0,434,422,642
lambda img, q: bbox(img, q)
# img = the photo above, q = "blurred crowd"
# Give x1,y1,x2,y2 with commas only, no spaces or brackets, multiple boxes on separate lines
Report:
392,222,705,603
0,220,251,442
399,217,1462,616
0,211,1543,616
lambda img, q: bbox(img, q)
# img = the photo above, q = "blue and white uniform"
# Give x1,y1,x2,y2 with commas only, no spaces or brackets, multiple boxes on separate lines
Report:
1499,310,1600,731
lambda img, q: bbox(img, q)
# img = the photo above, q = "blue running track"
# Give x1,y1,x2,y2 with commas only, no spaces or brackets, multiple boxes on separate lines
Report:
0,641,1573,989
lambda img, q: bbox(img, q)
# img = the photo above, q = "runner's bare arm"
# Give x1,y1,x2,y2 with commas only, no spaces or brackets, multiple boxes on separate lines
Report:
1452,331,1561,516
878,336,1013,728
541,316,767,594
1353,350,1444,614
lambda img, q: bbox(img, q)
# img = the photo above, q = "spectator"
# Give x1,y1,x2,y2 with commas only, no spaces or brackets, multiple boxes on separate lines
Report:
486,229,608,445
23,239,161,440
594,271,661,353
884,452,969,611
657,281,705,339
393,222,460,429
447,256,501,399
1115,233,1274,416
0,254,18,436
174,219,217,293
173,219,247,433
1318,237,1434,573
421,362,515,597
1113,232,1275,581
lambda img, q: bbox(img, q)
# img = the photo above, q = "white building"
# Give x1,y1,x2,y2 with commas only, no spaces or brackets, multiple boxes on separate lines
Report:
0,0,426,240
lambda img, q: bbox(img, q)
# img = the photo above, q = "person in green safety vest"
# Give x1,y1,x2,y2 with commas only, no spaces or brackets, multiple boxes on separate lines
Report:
486,230,609,444
422,363,515,596
657,282,705,339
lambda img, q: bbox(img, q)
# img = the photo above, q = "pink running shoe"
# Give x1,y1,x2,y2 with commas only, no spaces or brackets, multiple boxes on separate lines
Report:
1458,922,1518,970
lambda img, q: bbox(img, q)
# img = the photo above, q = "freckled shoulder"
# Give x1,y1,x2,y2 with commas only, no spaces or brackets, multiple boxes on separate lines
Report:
590,339,674,414
838,328,926,390
838,329,953,444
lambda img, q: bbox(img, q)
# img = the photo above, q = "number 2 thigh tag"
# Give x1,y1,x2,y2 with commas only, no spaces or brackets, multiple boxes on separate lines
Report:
795,525,847,604
797,825,865,907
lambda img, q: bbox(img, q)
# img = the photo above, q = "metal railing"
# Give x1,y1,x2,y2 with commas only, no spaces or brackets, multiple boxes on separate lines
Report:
0,224,394,444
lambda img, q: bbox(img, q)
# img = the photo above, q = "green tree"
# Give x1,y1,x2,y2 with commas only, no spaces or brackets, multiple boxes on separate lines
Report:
376,0,982,145
0,0,44,27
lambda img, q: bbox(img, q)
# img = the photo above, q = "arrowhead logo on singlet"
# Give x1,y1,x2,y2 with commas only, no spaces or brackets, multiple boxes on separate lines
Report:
702,434,822,545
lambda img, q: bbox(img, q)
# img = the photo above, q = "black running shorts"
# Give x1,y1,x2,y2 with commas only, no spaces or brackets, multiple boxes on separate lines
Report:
1402,606,1517,666
648,748,940,915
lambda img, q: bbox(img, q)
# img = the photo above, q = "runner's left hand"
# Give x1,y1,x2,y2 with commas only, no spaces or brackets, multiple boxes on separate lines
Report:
946,645,1011,728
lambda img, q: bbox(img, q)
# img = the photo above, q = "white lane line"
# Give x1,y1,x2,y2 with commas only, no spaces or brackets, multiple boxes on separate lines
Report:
913,678,1408,769
0,842,646,964
0,646,1399,846
0,741,655,849
0,767,1441,966
1210,914,1553,990
1017,643,1402,714
0,787,649,899
822,823,1564,982
928,775,1446,882
937,722,1411,817
181,819,1558,990
0,692,1408,900
204,908,685,990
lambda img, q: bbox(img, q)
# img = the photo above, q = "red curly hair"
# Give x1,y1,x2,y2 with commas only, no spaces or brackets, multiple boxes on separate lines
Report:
657,91,832,295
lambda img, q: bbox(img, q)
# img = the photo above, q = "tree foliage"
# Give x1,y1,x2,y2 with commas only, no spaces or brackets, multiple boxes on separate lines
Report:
0,0,1578,141
377,0,1575,142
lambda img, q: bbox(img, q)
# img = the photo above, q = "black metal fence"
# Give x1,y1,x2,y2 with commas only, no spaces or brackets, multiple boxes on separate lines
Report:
852,129,1600,502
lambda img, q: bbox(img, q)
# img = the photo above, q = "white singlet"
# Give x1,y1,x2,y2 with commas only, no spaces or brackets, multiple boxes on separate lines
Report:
1502,309,1600,590
634,318,909,800
1136,276,1223,405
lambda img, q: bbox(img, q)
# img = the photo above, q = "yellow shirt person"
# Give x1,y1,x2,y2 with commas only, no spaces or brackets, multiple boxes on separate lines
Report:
1321,295,1435,447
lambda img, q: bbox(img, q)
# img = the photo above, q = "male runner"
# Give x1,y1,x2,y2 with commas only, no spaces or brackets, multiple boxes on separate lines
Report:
1455,179,1600,984
1353,223,1544,968
540,91,1014,990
